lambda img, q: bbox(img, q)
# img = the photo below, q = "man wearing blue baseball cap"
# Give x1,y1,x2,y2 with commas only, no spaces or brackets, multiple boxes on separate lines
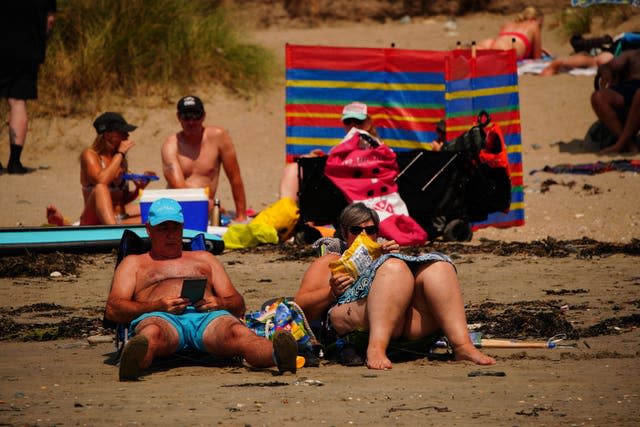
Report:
105,198,297,381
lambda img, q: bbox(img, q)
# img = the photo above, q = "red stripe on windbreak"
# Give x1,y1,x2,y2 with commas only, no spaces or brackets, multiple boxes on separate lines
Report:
287,117,341,127
444,49,518,80
385,48,446,73
287,45,448,73
287,44,386,71
511,176,523,186
472,218,525,231
286,104,343,114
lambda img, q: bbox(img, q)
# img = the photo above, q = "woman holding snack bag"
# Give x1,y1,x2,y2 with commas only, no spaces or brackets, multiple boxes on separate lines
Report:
294,202,495,370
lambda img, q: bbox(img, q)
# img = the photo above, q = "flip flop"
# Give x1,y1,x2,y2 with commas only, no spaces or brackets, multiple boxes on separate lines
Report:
119,335,148,381
272,331,297,374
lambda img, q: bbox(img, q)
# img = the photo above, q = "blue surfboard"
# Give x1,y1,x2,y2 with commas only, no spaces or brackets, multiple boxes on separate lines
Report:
0,225,224,255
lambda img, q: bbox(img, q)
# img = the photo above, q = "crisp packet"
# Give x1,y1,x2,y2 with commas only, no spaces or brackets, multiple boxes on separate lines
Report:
329,232,382,279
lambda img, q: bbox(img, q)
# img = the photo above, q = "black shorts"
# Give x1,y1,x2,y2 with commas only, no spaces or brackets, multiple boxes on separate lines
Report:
0,62,40,100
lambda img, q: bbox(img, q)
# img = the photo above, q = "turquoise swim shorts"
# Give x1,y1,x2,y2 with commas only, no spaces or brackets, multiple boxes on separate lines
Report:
130,306,232,352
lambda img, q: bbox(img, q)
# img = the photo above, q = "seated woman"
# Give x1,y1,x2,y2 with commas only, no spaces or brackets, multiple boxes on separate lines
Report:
279,102,379,202
477,6,545,60
47,112,156,225
293,202,495,370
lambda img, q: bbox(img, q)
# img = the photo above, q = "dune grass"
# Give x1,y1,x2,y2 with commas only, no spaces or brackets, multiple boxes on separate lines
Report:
37,0,275,116
558,4,636,37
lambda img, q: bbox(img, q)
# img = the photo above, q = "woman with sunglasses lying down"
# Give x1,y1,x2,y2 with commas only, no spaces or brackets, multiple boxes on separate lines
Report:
293,202,495,370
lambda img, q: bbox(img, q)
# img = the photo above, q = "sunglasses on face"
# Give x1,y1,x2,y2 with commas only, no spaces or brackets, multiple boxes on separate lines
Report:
343,118,365,127
348,225,379,236
180,112,203,121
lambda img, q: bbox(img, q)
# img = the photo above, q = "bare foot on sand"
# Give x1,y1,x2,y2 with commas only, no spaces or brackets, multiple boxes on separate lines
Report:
46,205,67,226
600,141,639,155
366,346,393,370
453,343,496,365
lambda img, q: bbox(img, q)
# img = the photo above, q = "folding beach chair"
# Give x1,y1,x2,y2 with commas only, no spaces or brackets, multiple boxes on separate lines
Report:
104,229,208,360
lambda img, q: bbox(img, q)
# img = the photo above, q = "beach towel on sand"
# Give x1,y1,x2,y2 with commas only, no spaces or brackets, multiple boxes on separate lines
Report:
324,128,428,246
530,160,640,175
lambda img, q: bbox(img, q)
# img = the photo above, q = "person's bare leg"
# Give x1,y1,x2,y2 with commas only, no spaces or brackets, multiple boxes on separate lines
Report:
601,90,640,154
330,258,414,369
7,99,28,172
409,262,495,365
202,316,295,369
278,162,300,201
8,99,28,147
540,54,597,76
120,318,180,381
591,88,625,138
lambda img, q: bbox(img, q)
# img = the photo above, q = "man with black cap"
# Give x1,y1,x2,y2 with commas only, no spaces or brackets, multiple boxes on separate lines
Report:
106,198,298,380
46,111,156,226
161,95,247,222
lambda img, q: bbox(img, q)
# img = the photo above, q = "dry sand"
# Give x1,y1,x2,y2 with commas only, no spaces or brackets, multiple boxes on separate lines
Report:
1,11,639,427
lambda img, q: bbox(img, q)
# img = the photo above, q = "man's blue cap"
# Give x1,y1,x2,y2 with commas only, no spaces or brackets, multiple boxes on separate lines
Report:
148,198,184,226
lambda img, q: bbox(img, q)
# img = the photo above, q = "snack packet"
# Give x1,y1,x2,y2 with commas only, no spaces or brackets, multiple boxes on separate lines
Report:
329,232,382,279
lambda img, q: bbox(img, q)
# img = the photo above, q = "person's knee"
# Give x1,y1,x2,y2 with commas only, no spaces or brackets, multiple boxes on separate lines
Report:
377,257,411,276
136,322,170,347
417,260,457,283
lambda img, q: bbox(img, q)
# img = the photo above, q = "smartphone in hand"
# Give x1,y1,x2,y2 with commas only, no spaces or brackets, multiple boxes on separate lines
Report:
180,276,207,303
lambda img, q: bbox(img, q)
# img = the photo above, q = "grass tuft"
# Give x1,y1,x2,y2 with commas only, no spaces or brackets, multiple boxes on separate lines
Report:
37,0,274,116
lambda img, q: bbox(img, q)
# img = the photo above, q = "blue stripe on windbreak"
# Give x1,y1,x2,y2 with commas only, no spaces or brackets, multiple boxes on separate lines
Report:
446,93,518,115
286,69,444,84
473,208,525,227
286,126,345,138
286,87,445,105
378,128,438,143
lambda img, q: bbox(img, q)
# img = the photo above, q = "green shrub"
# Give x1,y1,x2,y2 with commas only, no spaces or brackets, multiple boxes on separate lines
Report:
558,4,637,37
39,0,274,115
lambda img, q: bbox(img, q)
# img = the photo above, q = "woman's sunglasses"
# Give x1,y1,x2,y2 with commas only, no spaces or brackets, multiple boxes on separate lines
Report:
348,225,379,235
180,112,204,121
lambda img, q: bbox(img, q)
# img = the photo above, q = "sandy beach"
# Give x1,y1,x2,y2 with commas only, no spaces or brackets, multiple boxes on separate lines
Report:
1,5,639,426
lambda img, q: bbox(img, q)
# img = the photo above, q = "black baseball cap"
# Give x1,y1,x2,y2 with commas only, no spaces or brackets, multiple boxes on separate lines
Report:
177,95,205,115
93,112,137,134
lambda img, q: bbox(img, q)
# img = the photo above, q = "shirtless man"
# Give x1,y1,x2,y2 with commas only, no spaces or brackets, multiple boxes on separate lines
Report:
105,198,297,381
161,95,247,222
591,49,640,154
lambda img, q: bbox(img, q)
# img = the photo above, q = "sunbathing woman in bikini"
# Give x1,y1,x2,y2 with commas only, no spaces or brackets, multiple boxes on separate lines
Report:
477,6,545,61
47,112,156,225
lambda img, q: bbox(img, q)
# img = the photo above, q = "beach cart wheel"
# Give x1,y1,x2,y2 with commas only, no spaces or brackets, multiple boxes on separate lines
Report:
443,219,472,242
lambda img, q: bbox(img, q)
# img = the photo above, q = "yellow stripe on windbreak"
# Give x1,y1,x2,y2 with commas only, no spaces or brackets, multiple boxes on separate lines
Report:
287,111,443,124
509,201,524,211
286,137,433,151
445,85,518,100
287,79,445,92
286,137,340,147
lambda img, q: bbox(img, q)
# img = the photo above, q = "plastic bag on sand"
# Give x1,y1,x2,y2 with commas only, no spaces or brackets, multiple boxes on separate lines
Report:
223,223,279,250
251,197,300,242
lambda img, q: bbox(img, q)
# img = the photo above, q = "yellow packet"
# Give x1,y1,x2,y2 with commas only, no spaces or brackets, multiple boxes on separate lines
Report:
329,232,382,279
